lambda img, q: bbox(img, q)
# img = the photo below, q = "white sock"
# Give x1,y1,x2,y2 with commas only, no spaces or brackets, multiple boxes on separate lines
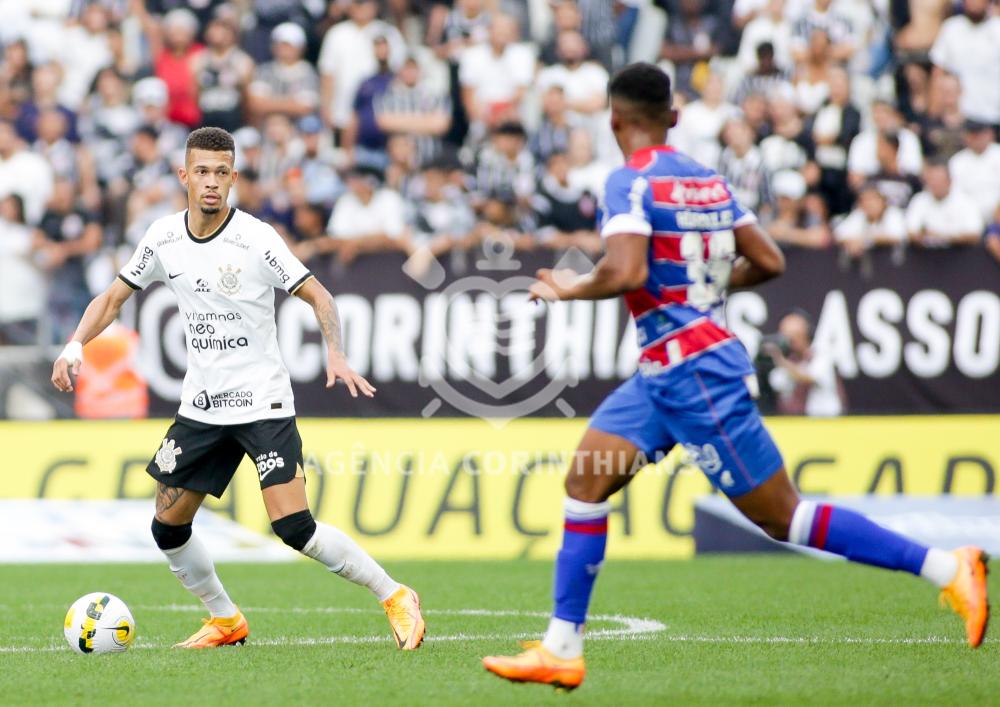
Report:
542,616,584,659
302,522,400,602
920,548,959,588
162,533,238,618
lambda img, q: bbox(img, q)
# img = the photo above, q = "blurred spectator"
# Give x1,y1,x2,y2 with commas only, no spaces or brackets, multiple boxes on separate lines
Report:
848,100,923,190
149,8,204,128
805,66,859,215
661,0,722,98
894,0,948,58
431,0,492,53
474,121,534,215
791,0,856,64
291,115,344,208
0,195,44,344
767,169,831,248
459,14,535,131
289,202,333,268
566,126,612,197
576,0,618,69
16,63,80,145
984,203,1000,264
0,120,53,225
33,108,100,211
792,28,835,115
192,11,254,133
123,125,182,245
58,3,113,110
344,35,396,170
760,96,807,173
948,120,1000,222
733,42,792,105
409,158,476,255
719,116,773,216
385,133,421,198
737,0,793,75
928,0,1000,128
834,182,907,257
376,56,452,168
258,114,304,200
672,73,738,169
532,151,601,253
80,68,140,219
132,77,187,158
906,160,984,247
327,166,409,263
34,178,101,343
765,311,845,417
0,40,33,120
530,86,576,164
918,72,965,159
870,131,923,208
249,22,320,123
319,0,406,134
536,31,609,124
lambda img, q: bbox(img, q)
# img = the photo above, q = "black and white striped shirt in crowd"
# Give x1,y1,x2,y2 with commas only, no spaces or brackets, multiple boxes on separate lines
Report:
375,83,452,167
718,146,774,214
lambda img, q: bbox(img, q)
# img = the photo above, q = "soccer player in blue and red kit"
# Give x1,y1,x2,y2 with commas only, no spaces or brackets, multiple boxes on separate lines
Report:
482,63,989,690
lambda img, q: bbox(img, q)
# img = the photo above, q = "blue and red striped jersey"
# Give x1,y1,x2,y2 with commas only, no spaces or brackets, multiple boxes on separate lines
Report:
598,145,757,379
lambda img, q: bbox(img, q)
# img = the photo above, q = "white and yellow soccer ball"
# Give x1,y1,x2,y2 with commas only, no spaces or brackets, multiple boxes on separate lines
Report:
63,593,135,655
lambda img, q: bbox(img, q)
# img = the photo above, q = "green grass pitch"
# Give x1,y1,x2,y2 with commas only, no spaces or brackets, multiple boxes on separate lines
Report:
1,557,997,706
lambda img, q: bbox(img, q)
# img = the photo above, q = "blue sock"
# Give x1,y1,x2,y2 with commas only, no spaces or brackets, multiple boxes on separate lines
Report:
789,501,928,574
552,498,610,625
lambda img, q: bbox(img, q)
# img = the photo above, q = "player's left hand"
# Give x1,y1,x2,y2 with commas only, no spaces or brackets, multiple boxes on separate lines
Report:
326,352,376,398
528,268,578,302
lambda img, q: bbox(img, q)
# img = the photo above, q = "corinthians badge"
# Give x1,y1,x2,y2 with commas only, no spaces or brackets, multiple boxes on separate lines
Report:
218,264,242,295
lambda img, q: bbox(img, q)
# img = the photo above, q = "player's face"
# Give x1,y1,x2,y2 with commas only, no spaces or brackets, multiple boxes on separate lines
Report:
180,150,237,215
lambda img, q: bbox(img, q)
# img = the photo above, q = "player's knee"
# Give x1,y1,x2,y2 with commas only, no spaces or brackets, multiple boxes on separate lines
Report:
271,509,317,552
150,518,193,550
564,472,607,504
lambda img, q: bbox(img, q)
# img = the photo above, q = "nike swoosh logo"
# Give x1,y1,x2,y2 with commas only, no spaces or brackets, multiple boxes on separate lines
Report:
169,273,183,279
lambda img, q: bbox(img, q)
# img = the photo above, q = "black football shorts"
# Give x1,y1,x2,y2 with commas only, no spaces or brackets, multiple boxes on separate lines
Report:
146,415,304,498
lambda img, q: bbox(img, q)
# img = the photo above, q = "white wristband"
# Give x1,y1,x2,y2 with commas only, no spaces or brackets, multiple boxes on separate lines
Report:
59,340,83,364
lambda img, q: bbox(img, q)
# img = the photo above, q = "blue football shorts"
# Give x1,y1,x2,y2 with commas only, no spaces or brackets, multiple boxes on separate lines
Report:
589,369,784,498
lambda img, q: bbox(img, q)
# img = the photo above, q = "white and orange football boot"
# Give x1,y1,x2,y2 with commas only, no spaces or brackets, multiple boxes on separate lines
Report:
174,610,249,649
482,641,586,690
939,546,990,648
382,585,425,650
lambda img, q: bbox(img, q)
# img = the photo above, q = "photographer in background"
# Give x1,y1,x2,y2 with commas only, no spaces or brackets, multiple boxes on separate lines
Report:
762,311,845,417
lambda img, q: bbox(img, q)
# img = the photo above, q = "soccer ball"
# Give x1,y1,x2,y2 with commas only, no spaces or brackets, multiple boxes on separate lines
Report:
63,593,135,655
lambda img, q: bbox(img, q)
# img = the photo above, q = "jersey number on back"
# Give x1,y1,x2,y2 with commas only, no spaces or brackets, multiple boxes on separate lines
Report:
679,230,735,310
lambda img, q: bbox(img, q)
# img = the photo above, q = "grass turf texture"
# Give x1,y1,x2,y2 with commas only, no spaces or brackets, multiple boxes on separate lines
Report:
0,557,997,706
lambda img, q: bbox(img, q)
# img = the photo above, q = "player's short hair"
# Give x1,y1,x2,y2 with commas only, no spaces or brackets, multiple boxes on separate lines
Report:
185,127,235,157
608,62,672,124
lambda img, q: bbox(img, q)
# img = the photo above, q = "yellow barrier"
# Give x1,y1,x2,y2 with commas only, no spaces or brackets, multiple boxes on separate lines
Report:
2,417,997,558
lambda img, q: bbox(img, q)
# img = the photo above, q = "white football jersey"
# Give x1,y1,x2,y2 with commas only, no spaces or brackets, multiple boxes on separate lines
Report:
118,208,313,424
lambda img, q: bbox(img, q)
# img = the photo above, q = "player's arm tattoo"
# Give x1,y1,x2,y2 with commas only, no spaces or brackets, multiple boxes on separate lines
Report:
155,482,187,516
315,295,345,356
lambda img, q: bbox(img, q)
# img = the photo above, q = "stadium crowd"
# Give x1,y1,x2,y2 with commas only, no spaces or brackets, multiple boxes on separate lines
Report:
0,0,998,346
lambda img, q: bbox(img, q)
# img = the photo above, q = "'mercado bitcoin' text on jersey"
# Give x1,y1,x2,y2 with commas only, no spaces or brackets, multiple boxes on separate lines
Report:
118,208,313,424
599,145,756,380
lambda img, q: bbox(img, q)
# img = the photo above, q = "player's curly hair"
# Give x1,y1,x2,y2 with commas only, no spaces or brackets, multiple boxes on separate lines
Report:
608,63,672,123
185,126,235,156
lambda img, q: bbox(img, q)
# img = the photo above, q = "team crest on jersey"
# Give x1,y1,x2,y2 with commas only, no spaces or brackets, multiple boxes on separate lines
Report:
217,265,241,295
155,439,183,474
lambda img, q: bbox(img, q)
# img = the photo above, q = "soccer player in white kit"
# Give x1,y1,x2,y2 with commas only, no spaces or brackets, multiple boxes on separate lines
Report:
51,127,425,650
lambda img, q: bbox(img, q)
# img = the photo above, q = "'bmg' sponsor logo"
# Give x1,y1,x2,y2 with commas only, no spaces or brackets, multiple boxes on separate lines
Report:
129,246,154,278
263,249,290,285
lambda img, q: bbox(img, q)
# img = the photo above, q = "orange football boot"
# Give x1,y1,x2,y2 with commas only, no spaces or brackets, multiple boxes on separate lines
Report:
939,546,990,647
382,585,426,650
482,641,586,690
174,610,249,649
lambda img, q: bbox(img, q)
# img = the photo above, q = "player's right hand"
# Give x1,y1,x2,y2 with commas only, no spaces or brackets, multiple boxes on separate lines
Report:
52,341,83,393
